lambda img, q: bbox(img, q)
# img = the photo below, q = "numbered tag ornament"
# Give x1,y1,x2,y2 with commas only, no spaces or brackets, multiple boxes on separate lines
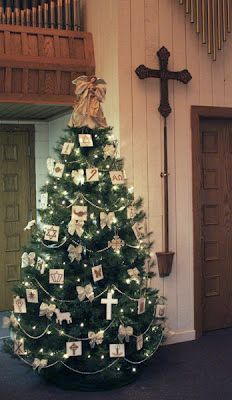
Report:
109,344,125,358
66,341,82,357
110,170,125,185
61,142,75,155
86,168,99,182
26,289,39,303
44,225,60,242
53,162,65,178
14,339,26,355
132,221,146,240
108,235,124,252
14,297,27,314
72,205,87,221
136,334,144,351
155,304,166,318
92,265,104,282
79,134,93,147
40,192,48,210
49,269,64,284
138,297,146,315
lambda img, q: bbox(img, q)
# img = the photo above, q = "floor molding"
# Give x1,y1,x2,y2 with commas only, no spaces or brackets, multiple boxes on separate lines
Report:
165,329,196,345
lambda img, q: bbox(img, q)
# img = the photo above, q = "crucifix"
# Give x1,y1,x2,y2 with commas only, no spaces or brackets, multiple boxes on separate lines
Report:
135,46,192,277
101,291,118,320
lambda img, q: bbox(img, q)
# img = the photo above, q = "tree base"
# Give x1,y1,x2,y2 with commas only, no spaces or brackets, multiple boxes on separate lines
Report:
41,366,141,391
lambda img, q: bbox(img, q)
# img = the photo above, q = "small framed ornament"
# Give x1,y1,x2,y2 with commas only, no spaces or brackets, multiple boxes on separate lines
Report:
36,257,47,274
53,162,65,178
14,339,26,355
137,297,146,315
127,206,136,219
136,334,144,351
155,304,166,318
40,192,48,210
49,269,64,284
26,289,39,303
13,297,27,314
72,205,87,221
109,171,125,185
79,134,93,147
109,344,125,358
132,221,146,241
92,265,104,282
86,167,99,182
61,142,75,155
66,341,82,357
44,225,60,242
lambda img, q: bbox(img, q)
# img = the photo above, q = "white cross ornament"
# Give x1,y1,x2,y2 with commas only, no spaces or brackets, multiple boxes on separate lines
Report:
101,291,118,320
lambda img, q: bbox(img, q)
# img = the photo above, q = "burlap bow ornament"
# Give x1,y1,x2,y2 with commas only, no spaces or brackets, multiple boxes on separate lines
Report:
100,212,116,229
76,284,94,302
118,324,133,343
67,244,83,262
21,252,36,268
39,302,56,319
127,267,140,283
24,219,36,231
103,144,116,159
68,220,84,237
71,169,85,185
46,158,56,175
32,358,48,371
2,312,19,328
88,330,104,348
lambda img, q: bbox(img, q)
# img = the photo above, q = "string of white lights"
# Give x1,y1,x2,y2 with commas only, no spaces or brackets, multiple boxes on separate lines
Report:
66,192,131,212
61,359,119,375
124,333,163,365
18,323,50,339
41,237,67,249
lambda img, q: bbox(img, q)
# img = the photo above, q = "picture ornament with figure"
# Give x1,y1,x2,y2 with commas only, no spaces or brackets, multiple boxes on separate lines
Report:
4,75,166,391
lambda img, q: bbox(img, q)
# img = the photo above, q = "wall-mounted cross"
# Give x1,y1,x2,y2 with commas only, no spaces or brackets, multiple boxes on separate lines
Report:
135,46,192,277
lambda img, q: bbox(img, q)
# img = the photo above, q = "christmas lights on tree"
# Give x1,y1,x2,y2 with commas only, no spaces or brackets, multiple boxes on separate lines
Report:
5,76,166,390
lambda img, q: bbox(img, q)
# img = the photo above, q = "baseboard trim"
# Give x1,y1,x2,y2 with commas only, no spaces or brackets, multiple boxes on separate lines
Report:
164,329,196,345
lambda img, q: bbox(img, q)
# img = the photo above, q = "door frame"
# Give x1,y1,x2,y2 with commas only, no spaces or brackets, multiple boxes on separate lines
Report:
191,106,232,338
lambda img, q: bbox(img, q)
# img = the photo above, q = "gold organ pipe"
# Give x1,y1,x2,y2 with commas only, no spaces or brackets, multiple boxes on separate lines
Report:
190,0,194,23
227,0,231,32
222,0,226,40
196,0,200,33
38,4,42,28
207,0,212,53
202,0,206,43
58,0,63,29
217,0,222,49
212,0,216,60
44,2,48,28
50,1,55,29
186,0,190,13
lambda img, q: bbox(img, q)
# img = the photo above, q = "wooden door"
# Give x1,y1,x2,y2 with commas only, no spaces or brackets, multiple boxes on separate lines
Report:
0,125,35,311
200,118,232,331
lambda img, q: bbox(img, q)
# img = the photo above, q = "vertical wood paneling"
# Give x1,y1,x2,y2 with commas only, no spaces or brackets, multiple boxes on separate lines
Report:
224,40,232,105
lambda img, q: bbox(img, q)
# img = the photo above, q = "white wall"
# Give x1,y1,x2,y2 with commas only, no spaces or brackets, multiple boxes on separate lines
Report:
83,0,232,343
48,113,71,158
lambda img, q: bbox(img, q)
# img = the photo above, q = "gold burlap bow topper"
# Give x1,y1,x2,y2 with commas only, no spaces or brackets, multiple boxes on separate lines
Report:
24,219,36,231
118,324,134,343
71,169,85,185
3,312,19,328
103,144,116,159
39,303,56,319
32,358,48,371
127,267,140,283
68,75,108,129
21,252,36,268
76,284,94,302
88,330,104,348
100,212,116,229
67,244,83,262
68,220,84,237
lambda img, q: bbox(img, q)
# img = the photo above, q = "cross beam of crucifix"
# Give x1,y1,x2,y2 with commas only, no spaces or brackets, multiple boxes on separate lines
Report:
135,46,192,118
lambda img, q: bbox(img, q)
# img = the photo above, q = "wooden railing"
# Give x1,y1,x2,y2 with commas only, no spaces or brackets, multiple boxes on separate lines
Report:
0,0,81,31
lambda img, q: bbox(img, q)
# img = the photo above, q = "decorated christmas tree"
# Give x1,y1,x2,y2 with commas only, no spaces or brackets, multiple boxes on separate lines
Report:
5,76,166,390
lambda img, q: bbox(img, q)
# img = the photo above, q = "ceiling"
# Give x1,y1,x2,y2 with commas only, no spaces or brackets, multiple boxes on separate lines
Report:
0,103,72,122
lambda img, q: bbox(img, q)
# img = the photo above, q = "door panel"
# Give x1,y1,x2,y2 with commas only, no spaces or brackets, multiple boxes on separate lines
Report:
200,118,232,331
0,127,34,311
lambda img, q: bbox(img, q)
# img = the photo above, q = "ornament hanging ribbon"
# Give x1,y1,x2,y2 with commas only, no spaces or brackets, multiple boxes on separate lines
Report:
67,244,83,262
68,220,84,237
21,252,36,268
100,212,116,229
88,330,104,348
76,284,94,302
2,313,19,328
127,267,140,283
32,358,48,371
71,169,85,185
39,303,56,319
118,324,133,343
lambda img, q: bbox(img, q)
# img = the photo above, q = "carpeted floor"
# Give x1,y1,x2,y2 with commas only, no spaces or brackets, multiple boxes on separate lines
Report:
0,313,232,400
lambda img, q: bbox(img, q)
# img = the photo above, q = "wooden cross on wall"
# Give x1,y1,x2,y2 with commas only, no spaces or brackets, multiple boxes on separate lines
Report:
135,46,192,277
